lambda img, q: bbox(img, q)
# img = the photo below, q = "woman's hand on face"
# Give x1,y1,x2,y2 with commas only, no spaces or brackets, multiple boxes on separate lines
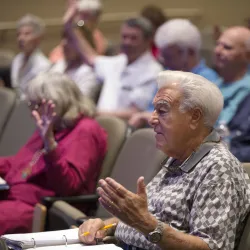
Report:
32,99,57,150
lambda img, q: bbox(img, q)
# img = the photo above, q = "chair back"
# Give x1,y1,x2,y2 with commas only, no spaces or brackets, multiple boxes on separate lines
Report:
96,128,167,217
0,100,36,156
96,115,128,180
236,163,250,250
0,87,16,137
36,115,128,231
32,204,47,232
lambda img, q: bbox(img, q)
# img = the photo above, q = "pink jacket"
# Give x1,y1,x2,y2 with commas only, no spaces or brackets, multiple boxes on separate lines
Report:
0,117,107,206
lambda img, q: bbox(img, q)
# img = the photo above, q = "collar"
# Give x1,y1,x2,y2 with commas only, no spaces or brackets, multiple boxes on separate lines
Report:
164,59,206,75
20,49,42,61
125,51,153,72
168,130,221,173
191,59,206,75
217,72,250,86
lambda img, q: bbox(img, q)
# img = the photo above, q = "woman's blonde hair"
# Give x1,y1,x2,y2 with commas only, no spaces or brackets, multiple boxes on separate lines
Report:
26,72,96,127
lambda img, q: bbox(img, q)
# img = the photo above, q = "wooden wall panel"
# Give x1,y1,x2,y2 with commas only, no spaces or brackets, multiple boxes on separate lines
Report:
0,0,249,55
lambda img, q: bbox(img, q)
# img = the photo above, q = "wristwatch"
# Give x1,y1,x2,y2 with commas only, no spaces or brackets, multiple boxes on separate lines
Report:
147,220,164,243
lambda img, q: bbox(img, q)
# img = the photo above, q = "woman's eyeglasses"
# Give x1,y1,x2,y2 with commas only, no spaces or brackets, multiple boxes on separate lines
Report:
27,101,42,110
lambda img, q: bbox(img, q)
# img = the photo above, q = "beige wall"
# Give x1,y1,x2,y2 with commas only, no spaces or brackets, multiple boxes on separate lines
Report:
1,0,250,55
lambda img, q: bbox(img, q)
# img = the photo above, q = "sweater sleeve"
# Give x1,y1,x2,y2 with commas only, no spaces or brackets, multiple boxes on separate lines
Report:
0,156,13,178
43,129,106,196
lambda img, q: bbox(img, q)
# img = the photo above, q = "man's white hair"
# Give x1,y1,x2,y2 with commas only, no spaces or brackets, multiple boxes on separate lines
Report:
17,14,45,36
157,70,224,128
155,19,202,52
77,0,102,14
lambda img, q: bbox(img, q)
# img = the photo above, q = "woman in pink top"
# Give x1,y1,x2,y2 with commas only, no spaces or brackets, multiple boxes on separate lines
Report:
0,72,107,234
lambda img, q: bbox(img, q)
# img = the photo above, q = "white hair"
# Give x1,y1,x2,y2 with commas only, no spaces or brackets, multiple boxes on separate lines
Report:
77,0,102,14
157,70,224,128
17,14,45,36
155,19,202,52
26,72,95,127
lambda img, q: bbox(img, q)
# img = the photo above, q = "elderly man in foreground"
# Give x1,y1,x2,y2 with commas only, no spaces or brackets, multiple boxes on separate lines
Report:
78,71,250,250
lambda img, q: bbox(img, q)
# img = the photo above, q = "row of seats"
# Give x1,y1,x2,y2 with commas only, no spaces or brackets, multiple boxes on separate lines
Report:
0,87,36,156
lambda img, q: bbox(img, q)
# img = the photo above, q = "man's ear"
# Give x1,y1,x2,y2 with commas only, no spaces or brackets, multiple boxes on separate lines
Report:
189,108,202,130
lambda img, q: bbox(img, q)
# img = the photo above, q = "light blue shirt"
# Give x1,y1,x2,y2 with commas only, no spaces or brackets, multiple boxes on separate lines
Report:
216,72,250,125
191,59,218,83
147,59,219,111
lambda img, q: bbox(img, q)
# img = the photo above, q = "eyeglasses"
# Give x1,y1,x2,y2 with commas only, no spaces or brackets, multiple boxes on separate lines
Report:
27,101,42,110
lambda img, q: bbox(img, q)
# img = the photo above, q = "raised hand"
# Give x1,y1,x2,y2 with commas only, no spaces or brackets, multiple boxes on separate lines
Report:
63,0,77,25
67,0,77,9
31,99,57,151
97,177,156,233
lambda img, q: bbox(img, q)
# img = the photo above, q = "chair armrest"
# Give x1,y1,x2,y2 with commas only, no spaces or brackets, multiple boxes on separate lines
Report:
42,194,99,208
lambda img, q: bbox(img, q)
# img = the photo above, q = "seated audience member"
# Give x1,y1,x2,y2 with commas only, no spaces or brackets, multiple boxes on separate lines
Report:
11,14,50,99
50,30,99,101
0,72,107,234
140,5,167,58
129,19,218,128
64,5,163,120
214,26,250,125
79,71,250,250
49,0,107,63
228,92,250,162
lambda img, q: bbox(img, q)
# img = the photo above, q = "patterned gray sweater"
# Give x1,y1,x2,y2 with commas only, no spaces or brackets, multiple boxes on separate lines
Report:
115,143,250,250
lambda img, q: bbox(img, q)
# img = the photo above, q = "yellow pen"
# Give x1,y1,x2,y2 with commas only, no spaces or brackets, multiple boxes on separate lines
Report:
81,223,117,236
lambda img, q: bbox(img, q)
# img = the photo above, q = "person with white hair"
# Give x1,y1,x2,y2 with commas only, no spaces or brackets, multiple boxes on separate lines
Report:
49,0,107,63
63,3,163,120
0,72,107,234
155,19,218,81
11,14,51,99
128,19,218,129
78,70,250,250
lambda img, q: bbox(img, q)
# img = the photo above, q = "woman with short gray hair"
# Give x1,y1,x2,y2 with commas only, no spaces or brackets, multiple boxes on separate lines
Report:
0,72,107,234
